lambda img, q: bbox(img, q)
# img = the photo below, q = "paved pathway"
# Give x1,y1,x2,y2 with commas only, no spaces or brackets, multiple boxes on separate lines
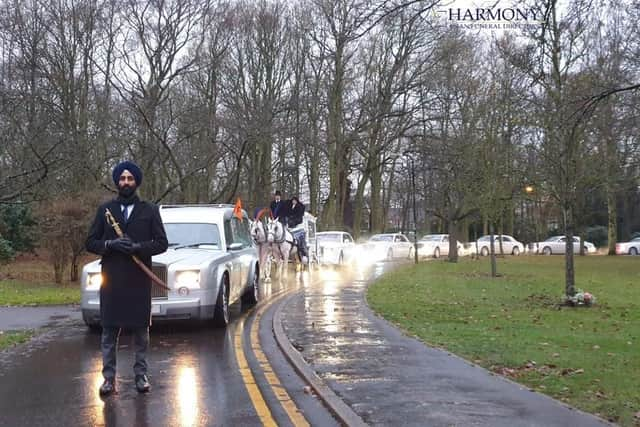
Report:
0,305,81,331
279,268,609,427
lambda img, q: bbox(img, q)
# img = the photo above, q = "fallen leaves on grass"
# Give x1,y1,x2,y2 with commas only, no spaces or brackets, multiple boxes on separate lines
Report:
491,362,554,379
525,293,558,307
561,368,584,376
491,363,587,379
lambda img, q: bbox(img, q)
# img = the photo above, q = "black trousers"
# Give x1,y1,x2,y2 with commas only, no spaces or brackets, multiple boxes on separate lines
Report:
101,326,149,379
292,231,308,259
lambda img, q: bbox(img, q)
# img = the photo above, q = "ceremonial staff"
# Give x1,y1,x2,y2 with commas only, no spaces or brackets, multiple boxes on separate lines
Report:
104,208,170,291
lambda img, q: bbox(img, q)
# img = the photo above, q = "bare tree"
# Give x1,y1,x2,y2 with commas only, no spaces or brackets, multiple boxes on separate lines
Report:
39,0,103,190
518,0,598,297
311,0,381,228
110,0,211,201
352,10,432,236
222,0,291,209
585,0,638,254
0,0,62,202
418,29,483,263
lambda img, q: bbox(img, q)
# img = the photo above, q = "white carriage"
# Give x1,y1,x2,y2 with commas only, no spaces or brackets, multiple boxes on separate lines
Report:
289,212,318,269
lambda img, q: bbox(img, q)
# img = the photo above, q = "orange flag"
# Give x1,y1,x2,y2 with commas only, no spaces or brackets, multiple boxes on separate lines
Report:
233,197,243,220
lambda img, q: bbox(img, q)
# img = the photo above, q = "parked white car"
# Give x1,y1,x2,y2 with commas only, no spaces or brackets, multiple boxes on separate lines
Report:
363,233,414,261
474,235,525,256
615,237,640,255
81,204,260,329
316,231,357,266
417,234,462,258
531,235,597,255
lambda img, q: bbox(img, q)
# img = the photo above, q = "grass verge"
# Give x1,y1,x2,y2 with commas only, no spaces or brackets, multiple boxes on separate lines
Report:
0,280,81,306
367,256,640,426
0,330,35,351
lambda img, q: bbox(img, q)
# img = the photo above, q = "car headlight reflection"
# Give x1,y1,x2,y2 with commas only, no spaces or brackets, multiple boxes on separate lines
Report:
86,273,103,291
175,270,200,289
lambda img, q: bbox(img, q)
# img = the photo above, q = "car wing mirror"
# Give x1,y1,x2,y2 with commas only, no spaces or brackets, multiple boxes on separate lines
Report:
228,242,243,251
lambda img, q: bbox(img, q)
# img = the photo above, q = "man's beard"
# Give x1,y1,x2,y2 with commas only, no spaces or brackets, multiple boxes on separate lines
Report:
118,185,136,198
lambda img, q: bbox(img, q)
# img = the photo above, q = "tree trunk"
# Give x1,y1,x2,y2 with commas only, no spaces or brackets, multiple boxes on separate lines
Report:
352,170,369,240
564,207,576,297
308,141,320,216
489,223,497,277
448,219,459,263
70,256,79,282
323,40,346,228
504,203,514,236
382,158,397,231
498,217,504,255
260,135,273,207
370,168,383,232
607,187,617,255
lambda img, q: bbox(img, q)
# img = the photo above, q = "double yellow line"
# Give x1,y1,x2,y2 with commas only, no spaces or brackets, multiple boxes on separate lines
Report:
234,293,310,427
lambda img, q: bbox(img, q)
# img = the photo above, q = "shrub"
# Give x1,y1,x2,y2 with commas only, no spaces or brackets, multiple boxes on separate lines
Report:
0,237,15,264
0,204,37,252
585,225,608,247
36,192,105,283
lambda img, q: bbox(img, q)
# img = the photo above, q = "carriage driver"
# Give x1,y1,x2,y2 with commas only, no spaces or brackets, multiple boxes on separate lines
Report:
287,196,308,263
269,190,286,223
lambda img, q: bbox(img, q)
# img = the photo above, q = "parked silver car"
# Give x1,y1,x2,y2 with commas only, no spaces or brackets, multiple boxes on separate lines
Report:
615,237,640,255
316,231,357,266
417,234,463,258
531,235,597,255
474,235,525,256
81,204,260,329
363,233,414,261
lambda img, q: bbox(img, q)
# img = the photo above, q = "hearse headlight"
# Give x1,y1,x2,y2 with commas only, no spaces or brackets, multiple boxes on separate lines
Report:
175,270,200,288
86,273,103,291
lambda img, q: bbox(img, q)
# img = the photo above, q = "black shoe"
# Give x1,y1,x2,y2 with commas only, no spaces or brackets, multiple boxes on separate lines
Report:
135,375,150,393
99,378,115,396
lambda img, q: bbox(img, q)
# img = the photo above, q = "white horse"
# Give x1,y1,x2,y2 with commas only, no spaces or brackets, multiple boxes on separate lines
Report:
266,217,299,278
250,219,272,282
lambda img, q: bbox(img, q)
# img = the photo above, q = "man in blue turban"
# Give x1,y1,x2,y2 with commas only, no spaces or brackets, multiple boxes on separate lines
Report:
112,160,143,188
86,160,168,396
111,160,142,205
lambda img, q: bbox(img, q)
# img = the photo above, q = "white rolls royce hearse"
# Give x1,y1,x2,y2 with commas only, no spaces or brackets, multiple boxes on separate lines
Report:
81,204,260,329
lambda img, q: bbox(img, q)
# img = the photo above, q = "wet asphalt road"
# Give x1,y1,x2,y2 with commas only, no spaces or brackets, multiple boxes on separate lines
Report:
281,263,608,427
0,270,340,427
0,260,610,427
0,305,82,330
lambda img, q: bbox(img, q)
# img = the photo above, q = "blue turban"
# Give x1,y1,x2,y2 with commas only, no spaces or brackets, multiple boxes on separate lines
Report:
112,161,143,186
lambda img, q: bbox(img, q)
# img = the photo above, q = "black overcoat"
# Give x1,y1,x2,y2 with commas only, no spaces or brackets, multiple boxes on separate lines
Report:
287,201,305,228
86,198,168,328
270,199,286,220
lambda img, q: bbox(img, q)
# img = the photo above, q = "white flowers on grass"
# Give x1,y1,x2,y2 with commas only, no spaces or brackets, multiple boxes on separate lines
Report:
565,289,596,306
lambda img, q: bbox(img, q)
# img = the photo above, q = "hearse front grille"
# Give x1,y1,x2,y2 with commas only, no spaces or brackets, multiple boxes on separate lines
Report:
151,265,168,299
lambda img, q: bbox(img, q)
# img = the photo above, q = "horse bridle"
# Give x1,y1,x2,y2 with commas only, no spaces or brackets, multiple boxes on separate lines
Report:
251,222,266,243
267,222,286,244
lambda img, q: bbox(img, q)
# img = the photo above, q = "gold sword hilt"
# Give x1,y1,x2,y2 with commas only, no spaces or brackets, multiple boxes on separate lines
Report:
105,208,124,237
104,207,170,291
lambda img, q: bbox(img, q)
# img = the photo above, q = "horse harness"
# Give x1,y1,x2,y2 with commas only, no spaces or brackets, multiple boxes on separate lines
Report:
268,225,297,260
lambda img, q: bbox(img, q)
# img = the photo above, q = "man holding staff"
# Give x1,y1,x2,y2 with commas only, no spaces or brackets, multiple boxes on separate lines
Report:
86,161,168,396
